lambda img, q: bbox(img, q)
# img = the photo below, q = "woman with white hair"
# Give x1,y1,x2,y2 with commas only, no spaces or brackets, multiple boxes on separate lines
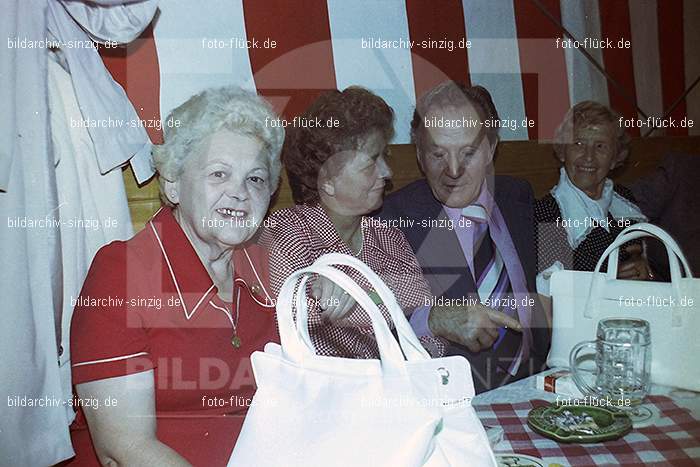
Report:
535,101,651,288
68,86,282,466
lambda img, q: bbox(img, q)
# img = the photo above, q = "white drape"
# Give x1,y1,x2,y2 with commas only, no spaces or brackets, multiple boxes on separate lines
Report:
0,1,156,465
50,55,136,436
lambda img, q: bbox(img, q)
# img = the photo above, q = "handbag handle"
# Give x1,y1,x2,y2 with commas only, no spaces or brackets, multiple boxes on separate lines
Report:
311,253,430,361
584,223,692,322
276,259,408,375
594,223,692,281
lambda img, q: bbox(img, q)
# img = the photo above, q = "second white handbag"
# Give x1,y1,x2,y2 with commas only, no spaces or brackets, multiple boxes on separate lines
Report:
228,253,496,467
547,223,700,391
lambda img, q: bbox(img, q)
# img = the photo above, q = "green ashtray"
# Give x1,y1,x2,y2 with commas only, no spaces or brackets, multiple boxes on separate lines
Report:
527,403,632,443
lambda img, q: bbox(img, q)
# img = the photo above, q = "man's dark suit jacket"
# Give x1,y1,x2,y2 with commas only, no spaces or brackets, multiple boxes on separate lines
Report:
631,152,699,280
376,175,551,393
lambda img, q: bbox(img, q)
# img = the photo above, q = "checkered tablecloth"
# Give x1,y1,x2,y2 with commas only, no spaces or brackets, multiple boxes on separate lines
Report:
474,395,700,467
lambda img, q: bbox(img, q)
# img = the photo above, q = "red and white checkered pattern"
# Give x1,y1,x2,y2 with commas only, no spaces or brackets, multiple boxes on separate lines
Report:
475,396,700,467
262,203,444,359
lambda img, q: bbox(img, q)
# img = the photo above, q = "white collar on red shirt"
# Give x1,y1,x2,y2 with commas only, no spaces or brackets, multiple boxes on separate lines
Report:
148,208,274,320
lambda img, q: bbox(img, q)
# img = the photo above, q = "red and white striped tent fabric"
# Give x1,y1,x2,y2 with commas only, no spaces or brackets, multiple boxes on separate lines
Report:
101,0,700,145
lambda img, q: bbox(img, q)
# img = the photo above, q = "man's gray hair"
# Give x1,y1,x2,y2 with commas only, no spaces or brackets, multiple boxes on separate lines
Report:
152,86,284,206
411,81,500,148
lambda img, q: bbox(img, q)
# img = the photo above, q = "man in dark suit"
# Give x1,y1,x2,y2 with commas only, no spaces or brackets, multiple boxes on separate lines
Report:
631,152,699,280
376,82,550,393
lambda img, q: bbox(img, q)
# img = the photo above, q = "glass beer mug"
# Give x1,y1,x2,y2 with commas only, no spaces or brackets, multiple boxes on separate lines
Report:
570,318,651,405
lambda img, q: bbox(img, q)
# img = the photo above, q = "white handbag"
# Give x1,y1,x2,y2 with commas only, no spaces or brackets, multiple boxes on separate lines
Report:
547,223,700,391
229,253,496,467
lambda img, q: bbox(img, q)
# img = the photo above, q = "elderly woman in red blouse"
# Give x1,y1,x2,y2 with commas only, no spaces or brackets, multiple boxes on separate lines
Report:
262,87,443,358
69,87,281,466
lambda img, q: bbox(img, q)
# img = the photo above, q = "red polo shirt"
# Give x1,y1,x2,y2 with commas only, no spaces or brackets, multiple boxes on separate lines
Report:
69,207,278,466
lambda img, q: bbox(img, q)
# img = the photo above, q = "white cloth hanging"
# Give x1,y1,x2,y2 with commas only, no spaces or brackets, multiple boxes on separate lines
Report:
49,55,135,430
46,0,158,183
0,1,157,465
0,3,69,464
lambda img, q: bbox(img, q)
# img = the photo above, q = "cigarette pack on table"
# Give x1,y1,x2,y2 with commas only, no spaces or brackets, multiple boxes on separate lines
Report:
536,370,584,399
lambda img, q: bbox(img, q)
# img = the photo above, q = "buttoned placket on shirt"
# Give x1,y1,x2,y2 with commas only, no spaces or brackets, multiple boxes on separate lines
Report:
148,210,275,343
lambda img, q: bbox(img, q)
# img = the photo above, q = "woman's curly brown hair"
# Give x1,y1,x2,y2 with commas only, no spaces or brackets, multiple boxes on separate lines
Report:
283,86,394,204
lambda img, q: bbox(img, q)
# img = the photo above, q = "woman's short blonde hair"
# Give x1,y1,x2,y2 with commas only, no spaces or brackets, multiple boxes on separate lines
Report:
152,86,284,206
553,101,631,167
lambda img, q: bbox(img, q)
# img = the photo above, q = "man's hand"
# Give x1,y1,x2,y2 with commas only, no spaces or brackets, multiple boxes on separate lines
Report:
428,302,522,353
311,276,356,323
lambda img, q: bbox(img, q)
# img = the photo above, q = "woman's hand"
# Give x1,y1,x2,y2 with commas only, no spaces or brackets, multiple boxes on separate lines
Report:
618,244,653,280
311,276,356,323
77,370,192,466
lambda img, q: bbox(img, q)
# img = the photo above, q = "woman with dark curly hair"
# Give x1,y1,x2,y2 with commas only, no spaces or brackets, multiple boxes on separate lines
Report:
535,101,651,294
262,87,444,359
